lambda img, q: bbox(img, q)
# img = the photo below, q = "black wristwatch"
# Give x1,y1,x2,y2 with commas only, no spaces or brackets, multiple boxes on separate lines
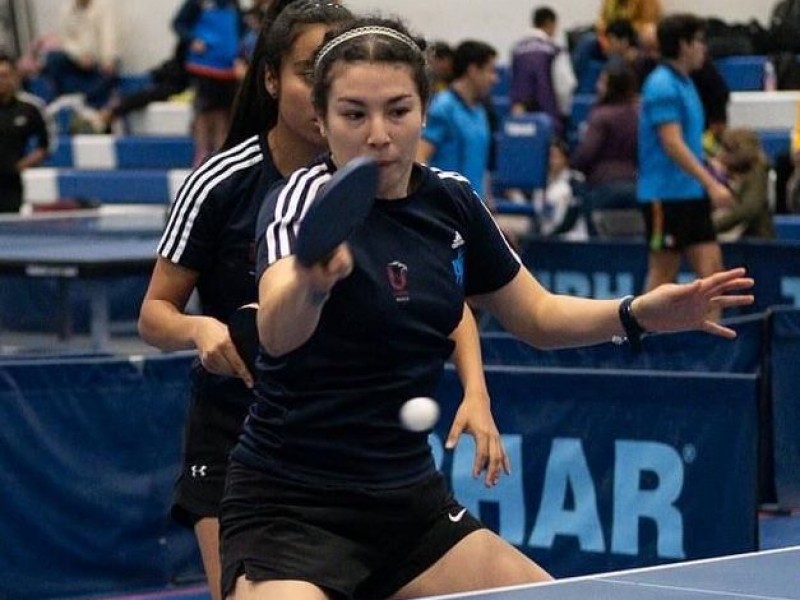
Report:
614,294,647,352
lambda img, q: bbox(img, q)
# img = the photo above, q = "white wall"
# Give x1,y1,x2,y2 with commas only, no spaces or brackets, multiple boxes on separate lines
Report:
29,0,775,73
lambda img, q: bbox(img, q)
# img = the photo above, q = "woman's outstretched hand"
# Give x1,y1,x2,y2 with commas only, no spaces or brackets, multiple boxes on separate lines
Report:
633,268,755,338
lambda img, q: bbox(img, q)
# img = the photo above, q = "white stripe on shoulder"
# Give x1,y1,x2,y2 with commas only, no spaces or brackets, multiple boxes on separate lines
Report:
160,136,263,260
431,165,520,264
476,189,522,265
265,163,331,265
429,167,473,186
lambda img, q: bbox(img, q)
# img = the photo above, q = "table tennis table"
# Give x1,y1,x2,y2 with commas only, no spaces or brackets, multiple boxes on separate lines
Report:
0,208,164,352
423,546,800,600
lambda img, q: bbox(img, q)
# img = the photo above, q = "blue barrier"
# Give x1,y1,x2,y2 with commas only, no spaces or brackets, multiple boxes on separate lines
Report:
774,214,800,241
0,352,202,599
59,170,174,203
518,238,800,315
434,366,759,577
0,351,758,597
770,307,800,509
24,168,189,204
42,135,194,169
480,311,765,373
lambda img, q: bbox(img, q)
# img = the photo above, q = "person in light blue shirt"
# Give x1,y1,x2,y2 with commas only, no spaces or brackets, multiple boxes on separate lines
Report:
417,40,498,196
637,14,733,309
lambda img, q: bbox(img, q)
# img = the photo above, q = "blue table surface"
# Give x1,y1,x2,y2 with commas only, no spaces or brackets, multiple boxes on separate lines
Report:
421,547,800,600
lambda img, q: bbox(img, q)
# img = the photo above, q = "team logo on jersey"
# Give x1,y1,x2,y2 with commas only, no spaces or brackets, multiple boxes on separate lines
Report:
387,261,409,302
190,464,208,478
451,230,464,249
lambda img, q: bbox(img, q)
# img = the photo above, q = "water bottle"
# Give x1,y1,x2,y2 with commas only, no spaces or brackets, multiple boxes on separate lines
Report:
764,60,777,92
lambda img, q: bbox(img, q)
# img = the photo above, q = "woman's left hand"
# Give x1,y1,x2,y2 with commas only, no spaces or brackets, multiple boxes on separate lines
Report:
445,392,510,487
634,267,755,338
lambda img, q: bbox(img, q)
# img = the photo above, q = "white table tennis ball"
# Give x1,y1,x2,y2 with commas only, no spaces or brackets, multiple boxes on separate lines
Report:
399,397,440,432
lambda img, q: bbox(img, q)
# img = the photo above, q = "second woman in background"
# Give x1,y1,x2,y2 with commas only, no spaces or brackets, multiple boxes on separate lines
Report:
139,3,353,598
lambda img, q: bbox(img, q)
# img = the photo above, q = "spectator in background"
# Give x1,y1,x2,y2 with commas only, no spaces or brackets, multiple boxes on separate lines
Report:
173,0,244,166
39,0,119,108
713,128,774,239
571,61,639,234
573,18,639,85
637,14,733,303
425,40,455,93
573,0,662,89
604,19,640,67
98,40,190,134
509,6,576,139
0,53,51,213
417,40,498,197
533,139,588,240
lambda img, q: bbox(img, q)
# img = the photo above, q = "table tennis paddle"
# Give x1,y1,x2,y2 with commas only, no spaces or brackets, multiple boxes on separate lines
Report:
228,303,259,374
295,156,378,267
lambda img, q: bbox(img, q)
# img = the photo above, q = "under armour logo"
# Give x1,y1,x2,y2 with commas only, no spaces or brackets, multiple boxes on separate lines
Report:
190,465,208,478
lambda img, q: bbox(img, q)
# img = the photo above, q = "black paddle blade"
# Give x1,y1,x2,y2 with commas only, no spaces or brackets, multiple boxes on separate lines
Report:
295,156,378,267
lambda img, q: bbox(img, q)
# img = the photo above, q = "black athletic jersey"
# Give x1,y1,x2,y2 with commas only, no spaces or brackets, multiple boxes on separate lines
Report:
158,134,280,398
0,92,51,176
159,134,280,321
234,156,521,488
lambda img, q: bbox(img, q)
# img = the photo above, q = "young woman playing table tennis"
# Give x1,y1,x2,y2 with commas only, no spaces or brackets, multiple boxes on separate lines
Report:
139,4,509,599
221,14,755,600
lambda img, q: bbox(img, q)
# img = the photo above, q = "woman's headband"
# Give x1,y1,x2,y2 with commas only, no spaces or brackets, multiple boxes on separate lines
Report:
314,26,422,71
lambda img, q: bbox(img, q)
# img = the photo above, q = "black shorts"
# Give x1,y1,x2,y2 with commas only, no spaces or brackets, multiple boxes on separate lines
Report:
171,364,252,527
641,198,716,251
193,76,237,112
220,461,484,600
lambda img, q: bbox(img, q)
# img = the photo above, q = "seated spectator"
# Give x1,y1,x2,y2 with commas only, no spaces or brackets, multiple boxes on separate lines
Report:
533,140,589,240
570,62,639,233
98,41,189,133
713,128,774,239
39,0,119,109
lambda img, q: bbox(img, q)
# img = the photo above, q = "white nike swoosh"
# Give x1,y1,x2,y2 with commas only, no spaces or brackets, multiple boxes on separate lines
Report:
448,508,467,523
